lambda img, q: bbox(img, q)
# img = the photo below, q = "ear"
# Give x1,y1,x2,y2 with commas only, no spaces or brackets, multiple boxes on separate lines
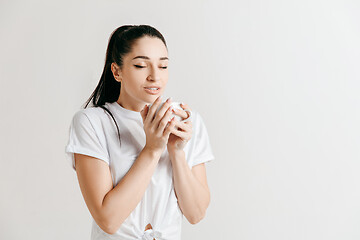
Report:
111,62,122,83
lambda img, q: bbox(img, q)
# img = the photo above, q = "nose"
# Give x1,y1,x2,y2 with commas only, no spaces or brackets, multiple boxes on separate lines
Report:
147,65,160,81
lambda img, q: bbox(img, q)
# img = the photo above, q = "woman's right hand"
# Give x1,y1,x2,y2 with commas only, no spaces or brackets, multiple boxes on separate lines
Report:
140,96,176,154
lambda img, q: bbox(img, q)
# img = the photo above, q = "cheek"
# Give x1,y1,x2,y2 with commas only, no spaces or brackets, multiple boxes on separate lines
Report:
129,80,143,93
127,71,142,82
126,73,145,88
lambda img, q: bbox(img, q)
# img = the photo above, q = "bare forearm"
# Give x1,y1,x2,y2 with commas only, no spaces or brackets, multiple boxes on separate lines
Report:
170,150,210,224
101,147,162,234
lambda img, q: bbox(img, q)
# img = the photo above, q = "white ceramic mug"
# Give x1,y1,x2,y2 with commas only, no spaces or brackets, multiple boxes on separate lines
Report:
148,100,192,123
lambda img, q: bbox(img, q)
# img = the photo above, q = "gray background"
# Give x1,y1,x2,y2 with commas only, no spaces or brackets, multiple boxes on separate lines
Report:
1,0,359,239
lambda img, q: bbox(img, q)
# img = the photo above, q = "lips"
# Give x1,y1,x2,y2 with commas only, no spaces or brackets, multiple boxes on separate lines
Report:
144,86,160,89
144,87,161,95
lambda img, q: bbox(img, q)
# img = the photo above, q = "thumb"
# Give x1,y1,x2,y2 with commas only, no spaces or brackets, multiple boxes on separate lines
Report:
140,104,148,121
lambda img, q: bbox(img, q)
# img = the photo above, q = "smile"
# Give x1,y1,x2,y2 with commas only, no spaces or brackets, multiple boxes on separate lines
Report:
144,87,161,95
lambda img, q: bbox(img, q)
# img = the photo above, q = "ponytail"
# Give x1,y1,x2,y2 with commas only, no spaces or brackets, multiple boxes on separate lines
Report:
83,25,168,147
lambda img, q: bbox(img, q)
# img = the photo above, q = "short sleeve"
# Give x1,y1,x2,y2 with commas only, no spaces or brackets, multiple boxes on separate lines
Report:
65,111,110,171
188,111,215,167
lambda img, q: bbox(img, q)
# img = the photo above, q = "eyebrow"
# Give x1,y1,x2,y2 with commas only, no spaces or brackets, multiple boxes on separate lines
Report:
132,56,169,61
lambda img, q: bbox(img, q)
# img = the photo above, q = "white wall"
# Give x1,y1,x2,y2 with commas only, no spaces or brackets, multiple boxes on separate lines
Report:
0,0,359,239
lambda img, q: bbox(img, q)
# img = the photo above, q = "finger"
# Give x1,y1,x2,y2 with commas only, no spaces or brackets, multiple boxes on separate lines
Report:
180,103,192,112
171,125,191,141
174,103,192,120
158,104,174,133
171,108,188,119
145,96,162,125
164,116,176,137
174,109,192,122
154,97,173,127
174,120,192,133
140,104,148,122
183,119,193,126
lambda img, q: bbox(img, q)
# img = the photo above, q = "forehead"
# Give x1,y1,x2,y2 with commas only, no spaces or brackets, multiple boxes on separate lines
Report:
129,36,168,60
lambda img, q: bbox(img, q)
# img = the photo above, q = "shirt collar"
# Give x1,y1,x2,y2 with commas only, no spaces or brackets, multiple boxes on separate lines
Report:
106,101,142,121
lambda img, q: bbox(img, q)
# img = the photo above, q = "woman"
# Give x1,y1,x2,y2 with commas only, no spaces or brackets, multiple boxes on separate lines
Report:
65,25,215,240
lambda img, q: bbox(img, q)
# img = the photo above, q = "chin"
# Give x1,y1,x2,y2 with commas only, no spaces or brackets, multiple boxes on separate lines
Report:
143,96,157,104
150,93,161,99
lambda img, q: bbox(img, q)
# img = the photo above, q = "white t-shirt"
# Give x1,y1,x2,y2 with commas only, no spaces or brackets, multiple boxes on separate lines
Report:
65,101,215,240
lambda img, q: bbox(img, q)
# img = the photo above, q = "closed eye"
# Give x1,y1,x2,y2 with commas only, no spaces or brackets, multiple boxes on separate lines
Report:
134,65,167,69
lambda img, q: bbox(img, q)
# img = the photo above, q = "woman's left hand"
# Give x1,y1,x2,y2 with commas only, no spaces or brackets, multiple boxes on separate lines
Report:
167,103,193,153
